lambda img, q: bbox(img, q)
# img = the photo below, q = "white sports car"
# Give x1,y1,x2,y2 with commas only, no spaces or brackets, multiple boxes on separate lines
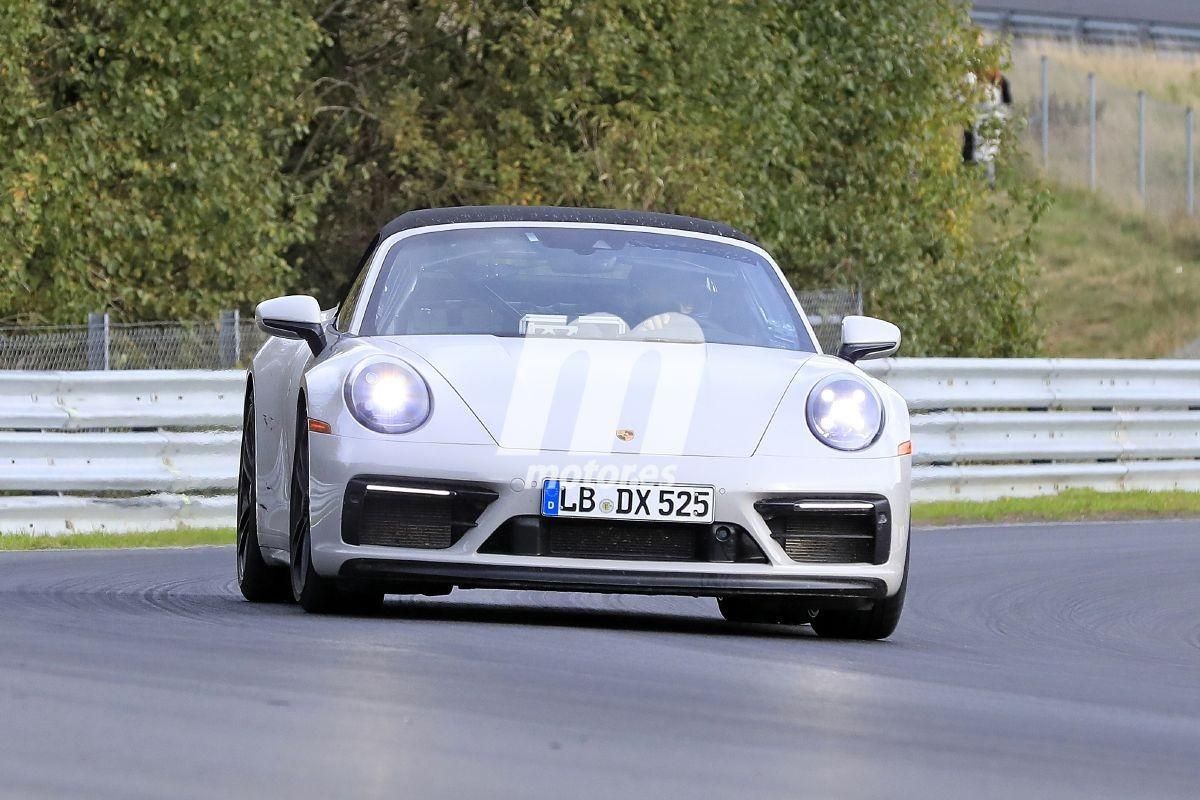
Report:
239,206,912,639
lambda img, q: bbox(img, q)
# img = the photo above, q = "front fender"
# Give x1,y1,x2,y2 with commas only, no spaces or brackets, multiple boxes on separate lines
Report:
301,338,495,446
250,335,312,547
754,355,911,458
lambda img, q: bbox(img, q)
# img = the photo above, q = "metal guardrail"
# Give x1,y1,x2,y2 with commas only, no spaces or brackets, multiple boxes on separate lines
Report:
865,358,1200,410
0,494,235,534
973,7,1200,50
864,358,1200,501
0,370,242,429
2,360,1199,533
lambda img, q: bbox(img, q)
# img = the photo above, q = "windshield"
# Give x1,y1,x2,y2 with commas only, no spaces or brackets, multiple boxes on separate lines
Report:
356,225,815,351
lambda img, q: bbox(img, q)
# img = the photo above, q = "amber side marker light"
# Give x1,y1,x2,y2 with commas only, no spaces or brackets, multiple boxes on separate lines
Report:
308,418,333,435
897,441,913,456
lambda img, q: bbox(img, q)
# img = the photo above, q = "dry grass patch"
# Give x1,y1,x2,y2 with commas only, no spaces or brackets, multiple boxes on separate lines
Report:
1014,41,1200,108
1032,186,1200,357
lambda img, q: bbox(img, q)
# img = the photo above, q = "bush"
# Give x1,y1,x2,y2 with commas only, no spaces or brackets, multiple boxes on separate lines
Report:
294,0,1042,355
743,2,1046,355
0,1,1043,355
0,1,322,323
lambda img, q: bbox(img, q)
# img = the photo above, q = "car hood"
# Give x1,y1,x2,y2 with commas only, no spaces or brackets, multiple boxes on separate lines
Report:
377,335,816,457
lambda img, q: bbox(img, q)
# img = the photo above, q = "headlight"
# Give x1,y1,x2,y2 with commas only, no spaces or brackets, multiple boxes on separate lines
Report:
344,358,432,433
806,374,883,451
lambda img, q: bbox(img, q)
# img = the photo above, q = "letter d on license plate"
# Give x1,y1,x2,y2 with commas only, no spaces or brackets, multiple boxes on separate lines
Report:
541,480,715,523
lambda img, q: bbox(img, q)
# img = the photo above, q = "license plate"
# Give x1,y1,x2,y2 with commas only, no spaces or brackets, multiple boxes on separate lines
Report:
541,480,715,523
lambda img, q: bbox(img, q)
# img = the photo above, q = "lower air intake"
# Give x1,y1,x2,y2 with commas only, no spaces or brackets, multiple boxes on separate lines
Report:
776,515,874,563
545,519,700,561
342,477,498,549
756,497,889,565
480,517,767,563
358,492,453,549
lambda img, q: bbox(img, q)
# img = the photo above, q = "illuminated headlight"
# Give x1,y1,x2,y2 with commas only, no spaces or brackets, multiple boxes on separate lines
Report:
805,374,884,451
344,358,432,434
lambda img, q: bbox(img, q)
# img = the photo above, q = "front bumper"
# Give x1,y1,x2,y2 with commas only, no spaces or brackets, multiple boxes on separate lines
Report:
307,434,911,598
339,559,886,605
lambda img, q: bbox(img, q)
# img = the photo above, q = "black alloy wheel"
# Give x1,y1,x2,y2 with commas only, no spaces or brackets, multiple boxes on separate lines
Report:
236,387,289,602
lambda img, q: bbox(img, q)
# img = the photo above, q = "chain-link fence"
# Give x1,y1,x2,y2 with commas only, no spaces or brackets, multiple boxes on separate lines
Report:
0,315,267,371
0,290,861,370
797,289,863,352
1011,44,1198,220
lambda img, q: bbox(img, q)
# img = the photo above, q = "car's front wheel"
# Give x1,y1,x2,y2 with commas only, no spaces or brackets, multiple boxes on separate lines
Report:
808,582,905,640
236,387,290,602
809,554,908,641
718,549,908,639
289,401,383,615
717,596,807,625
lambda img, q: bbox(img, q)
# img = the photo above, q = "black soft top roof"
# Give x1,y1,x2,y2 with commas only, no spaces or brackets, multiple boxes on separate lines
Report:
378,206,757,245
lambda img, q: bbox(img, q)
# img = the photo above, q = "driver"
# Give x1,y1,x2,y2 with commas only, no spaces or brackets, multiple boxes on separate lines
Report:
635,273,717,333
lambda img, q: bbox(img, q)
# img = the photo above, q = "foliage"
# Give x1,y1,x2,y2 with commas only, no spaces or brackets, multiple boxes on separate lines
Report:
0,1,1044,354
743,2,1047,355
0,1,322,323
294,0,1043,355
292,0,747,294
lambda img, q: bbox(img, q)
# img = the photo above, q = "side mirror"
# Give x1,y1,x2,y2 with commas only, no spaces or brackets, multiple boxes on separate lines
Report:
256,295,327,356
837,315,900,363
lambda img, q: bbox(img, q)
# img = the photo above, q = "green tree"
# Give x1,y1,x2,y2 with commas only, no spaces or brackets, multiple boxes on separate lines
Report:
0,1,323,323
742,1,1045,355
296,0,1041,355
293,0,749,295
0,0,1042,354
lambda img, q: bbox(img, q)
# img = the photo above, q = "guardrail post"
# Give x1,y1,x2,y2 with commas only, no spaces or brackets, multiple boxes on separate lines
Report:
218,309,240,369
86,312,109,371
1187,108,1195,216
1040,56,1049,168
1138,90,1147,201
1088,73,1097,191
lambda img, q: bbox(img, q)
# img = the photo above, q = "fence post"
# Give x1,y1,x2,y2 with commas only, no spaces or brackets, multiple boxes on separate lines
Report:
218,309,240,369
1138,90,1147,201
1088,73,1097,191
1188,108,1195,216
1040,55,1049,168
86,312,109,371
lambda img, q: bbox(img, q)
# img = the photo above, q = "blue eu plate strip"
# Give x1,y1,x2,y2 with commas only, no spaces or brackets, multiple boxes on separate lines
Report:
541,480,561,516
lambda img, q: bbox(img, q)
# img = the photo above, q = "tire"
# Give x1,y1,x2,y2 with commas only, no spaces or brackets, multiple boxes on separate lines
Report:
717,596,807,625
717,596,764,623
236,387,290,603
289,399,383,615
810,554,908,641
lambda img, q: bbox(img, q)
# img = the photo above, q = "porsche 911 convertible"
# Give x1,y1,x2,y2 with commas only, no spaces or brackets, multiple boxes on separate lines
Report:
239,206,911,639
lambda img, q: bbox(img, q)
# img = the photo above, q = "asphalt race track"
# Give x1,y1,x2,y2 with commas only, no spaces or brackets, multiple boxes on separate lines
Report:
0,521,1197,799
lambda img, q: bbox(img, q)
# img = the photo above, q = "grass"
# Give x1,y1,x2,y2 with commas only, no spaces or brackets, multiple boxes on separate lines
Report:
913,489,1200,527
0,528,233,551
1012,41,1200,110
992,41,1200,356
1008,42,1198,220
1032,185,1200,357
